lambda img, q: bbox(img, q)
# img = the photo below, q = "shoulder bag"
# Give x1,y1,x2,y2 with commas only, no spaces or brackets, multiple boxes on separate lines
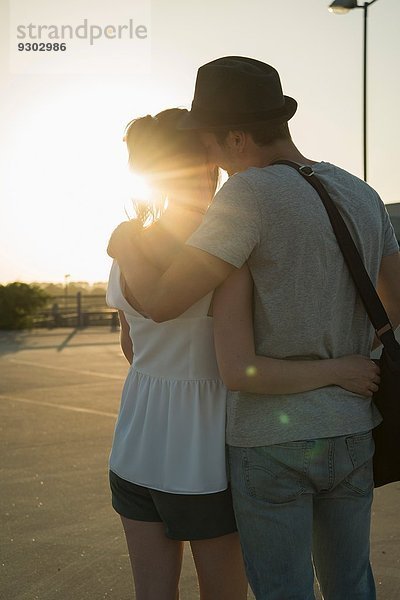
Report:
273,160,400,487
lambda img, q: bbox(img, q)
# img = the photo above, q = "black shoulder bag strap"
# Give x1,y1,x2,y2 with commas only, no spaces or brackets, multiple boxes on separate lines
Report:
272,160,400,364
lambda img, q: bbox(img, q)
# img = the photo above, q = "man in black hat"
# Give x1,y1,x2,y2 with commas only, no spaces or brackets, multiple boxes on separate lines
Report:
109,56,400,599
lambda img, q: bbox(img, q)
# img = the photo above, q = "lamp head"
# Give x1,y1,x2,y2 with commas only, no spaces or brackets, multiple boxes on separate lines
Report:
328,0,358,14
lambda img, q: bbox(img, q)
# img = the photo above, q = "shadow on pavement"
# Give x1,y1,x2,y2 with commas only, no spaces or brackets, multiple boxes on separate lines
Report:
0,328,119,356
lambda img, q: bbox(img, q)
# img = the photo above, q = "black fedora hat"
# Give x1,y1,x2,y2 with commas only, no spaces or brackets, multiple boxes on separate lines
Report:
179,56,297,131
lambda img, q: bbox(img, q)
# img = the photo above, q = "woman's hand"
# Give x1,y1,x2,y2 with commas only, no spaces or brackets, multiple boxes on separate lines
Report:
107,220,142,259
330,355,381,397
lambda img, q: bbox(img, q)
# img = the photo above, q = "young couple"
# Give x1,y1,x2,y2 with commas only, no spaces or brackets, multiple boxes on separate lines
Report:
106,56,400,600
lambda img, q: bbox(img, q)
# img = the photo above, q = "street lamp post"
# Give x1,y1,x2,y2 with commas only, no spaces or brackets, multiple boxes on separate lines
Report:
328,0,380,182
64,273,70,311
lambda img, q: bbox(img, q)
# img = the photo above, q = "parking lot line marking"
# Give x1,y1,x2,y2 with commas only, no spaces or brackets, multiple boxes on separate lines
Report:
6,358,126,381
0,393,118,418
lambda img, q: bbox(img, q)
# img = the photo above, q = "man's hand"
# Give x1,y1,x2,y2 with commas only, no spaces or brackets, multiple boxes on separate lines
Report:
107,220,142,259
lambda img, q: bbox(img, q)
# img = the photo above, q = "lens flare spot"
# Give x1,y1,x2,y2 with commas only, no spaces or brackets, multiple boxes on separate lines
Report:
279,413,290,425
245,365,258,377
310,441,323,457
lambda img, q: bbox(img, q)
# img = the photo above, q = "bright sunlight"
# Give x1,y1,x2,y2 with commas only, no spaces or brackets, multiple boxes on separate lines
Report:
0,83,162,284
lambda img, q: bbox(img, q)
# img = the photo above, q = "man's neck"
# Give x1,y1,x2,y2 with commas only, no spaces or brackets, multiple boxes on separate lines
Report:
234,140,316,173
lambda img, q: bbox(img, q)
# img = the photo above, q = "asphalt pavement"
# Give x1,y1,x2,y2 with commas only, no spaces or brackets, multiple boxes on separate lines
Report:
0,328,399,599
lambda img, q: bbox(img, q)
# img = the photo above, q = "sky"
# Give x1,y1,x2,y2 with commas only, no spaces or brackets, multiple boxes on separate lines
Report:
0,0,399,284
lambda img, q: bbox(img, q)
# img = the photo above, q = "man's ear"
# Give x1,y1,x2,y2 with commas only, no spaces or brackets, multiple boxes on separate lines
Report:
228,130,247,154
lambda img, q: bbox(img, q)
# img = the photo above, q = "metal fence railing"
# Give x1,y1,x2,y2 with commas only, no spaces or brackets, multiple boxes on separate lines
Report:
34,293,119,330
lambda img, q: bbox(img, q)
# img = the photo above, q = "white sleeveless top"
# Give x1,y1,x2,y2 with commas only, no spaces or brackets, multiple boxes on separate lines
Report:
106,261,228,494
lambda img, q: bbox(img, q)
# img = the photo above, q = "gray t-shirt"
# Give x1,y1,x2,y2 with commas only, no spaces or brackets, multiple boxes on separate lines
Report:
187,162,399,447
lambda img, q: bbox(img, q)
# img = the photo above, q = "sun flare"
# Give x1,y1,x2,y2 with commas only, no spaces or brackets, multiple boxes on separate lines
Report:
128,173,152,201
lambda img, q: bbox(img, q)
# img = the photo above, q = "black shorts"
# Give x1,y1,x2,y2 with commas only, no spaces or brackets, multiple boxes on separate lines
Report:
109,470,237,541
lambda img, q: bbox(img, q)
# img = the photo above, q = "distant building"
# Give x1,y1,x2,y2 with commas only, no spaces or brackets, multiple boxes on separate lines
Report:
386,203,400,244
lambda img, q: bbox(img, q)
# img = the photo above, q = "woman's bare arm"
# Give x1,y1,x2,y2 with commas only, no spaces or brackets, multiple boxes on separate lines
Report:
213,265,380,397
118,310,133,364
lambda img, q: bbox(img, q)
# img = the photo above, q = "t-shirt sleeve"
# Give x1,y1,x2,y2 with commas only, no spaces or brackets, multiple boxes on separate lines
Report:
187,174,261,268
380,202,399,257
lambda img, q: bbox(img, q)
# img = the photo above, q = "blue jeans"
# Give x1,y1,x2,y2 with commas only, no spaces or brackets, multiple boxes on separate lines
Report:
228,431,376,600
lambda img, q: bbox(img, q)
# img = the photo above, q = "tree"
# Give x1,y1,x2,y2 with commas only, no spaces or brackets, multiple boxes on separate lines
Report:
41,282,65,297
0,282,49,330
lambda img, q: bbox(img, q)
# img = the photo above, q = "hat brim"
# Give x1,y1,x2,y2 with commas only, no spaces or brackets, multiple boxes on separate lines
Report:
178,96,297,131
